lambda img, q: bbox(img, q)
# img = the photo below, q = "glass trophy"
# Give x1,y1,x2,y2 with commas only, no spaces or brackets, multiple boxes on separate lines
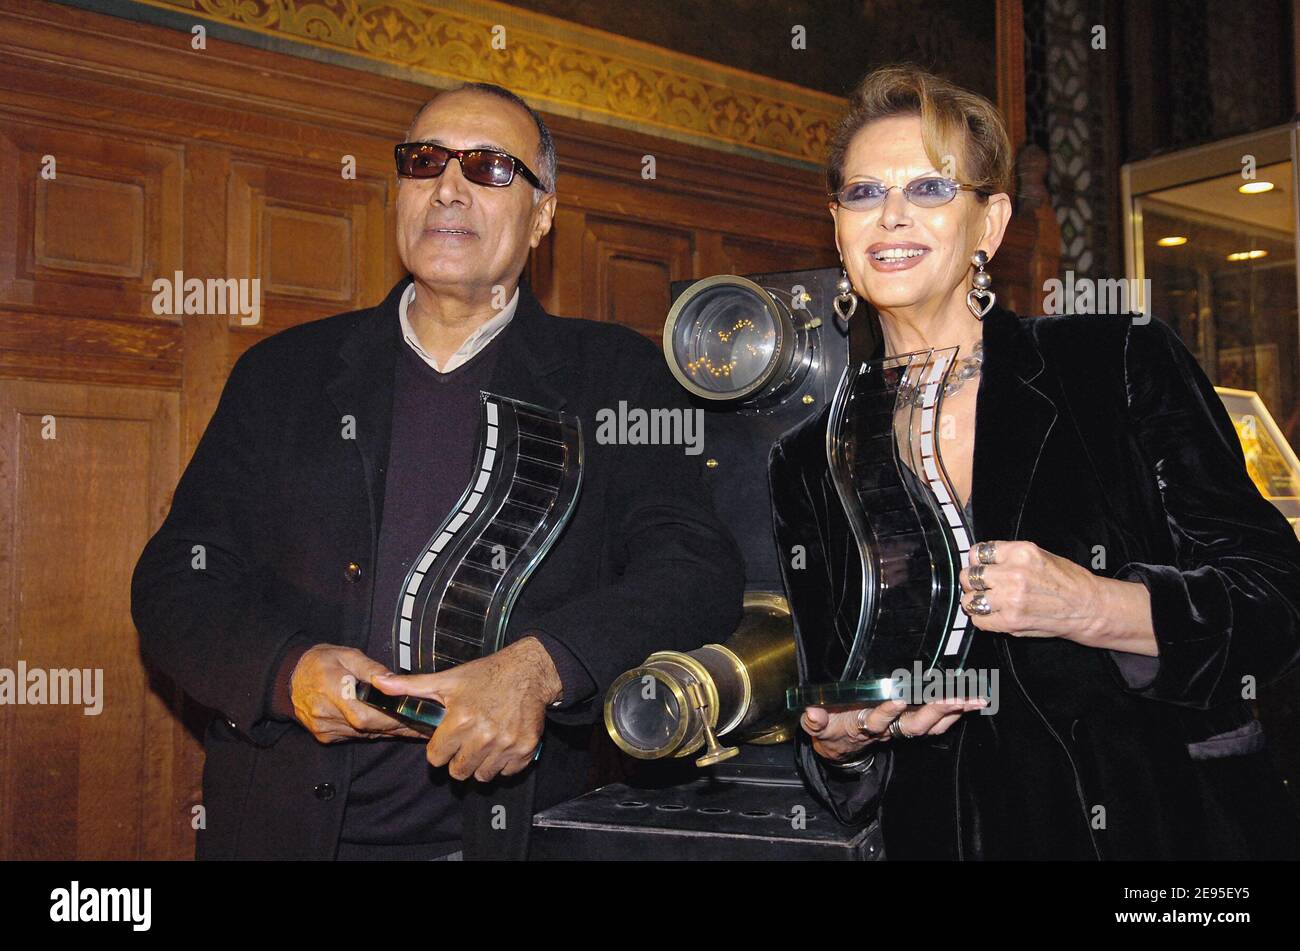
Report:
355,392,582,732
774,348,975,709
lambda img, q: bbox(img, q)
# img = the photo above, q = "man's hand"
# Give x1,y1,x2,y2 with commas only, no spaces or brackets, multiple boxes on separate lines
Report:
371,636,562,782
290,644,427,743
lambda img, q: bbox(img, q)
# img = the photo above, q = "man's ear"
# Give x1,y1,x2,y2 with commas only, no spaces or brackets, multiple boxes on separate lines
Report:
979,192,1014,260
530,192,557,248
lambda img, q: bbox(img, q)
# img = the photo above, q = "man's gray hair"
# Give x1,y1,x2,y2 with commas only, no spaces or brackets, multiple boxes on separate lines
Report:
406,82,557,194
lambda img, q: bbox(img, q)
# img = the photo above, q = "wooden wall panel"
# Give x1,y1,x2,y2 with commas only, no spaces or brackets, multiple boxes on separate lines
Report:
580,217,693,337
226,158,394,351
35,173,145,278
722,234,838,277
0,379,189,859
0,119,184,319
0,118,185,388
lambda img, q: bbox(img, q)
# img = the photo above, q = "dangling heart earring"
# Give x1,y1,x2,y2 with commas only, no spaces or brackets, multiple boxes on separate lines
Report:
967,249,995,320
833,268,858,326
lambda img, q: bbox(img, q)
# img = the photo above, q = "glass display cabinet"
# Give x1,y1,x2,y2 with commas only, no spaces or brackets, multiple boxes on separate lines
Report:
1123,122,1300,532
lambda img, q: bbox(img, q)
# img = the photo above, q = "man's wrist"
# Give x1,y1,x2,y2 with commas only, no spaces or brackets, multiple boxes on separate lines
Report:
517,635,564,706
268,635,317,722
522,631,596,708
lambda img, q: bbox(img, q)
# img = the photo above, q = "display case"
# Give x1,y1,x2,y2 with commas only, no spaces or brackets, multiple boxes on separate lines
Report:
1215,386,1300,534
1123,122,1300,531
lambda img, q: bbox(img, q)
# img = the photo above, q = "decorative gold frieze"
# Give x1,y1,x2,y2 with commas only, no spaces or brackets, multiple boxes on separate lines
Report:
126,0,843,167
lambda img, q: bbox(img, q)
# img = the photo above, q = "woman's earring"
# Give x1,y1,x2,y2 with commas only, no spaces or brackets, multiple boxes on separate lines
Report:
833,269,858,325
967,250,995,320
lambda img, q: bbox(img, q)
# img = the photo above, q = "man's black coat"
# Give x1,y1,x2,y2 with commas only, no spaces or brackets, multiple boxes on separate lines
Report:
131,277,745,860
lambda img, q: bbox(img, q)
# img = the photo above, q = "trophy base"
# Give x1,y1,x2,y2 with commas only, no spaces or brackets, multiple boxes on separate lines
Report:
786,674,988,710
354,681,444,734
785,679,903,710
354,681,543,762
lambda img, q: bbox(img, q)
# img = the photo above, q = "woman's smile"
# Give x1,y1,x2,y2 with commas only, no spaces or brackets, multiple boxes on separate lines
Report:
866,241,931,272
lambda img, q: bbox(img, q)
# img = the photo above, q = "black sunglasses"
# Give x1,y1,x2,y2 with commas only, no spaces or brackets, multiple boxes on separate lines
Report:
394,142,545,190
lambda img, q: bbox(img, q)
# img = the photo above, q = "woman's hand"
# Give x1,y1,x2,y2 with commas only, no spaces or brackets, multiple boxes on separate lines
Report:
960,540,1157,655
801,697,988,762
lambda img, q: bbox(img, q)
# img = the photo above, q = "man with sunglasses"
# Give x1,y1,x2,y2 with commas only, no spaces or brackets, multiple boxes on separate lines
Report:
132,82,745,861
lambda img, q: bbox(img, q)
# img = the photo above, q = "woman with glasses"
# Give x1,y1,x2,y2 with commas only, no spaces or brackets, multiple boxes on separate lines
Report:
798,65,1300,859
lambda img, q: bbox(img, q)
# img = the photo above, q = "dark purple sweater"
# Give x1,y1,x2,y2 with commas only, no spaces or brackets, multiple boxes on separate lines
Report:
337,335,501,855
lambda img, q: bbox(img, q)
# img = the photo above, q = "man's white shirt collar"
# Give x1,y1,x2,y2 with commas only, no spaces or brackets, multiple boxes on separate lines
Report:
398,282,519,374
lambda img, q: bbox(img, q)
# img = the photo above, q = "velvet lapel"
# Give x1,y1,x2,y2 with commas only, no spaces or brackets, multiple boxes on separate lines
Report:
969,304,1057,542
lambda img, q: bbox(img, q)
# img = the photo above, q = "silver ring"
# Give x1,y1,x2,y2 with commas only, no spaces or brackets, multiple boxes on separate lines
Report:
855,707,885,739
969,593,993,616
888,716,912,740
970,563,989,591
976,541,998,565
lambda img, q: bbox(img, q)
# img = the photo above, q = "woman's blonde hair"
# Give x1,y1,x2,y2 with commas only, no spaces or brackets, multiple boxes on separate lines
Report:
826,64,1014,200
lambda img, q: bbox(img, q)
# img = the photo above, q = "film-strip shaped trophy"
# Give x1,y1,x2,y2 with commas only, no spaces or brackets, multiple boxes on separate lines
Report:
774,348,976,710
355,393,582,732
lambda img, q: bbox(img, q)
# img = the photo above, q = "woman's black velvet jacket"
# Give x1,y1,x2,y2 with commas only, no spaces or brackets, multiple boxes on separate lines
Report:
789,304,1300,859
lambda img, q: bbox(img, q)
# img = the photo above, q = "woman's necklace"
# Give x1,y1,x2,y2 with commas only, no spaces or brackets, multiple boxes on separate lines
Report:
895,341,983,407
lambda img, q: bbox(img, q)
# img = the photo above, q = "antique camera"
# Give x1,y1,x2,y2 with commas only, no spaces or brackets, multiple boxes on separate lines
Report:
531,267,883,860
603,270,853,763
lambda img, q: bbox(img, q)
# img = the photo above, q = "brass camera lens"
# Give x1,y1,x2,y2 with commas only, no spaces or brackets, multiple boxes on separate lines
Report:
663,275,796,403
